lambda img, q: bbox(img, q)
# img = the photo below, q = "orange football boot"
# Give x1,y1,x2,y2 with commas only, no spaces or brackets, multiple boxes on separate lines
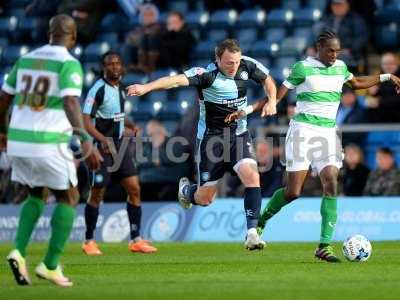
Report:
82,240,103,256
128,240,157,253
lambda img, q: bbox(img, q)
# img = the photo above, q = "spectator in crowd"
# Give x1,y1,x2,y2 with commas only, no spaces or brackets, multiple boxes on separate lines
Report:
159,11,196,71
227,140,284,197
336,86,368,146
57,0,107,44
341,144,370,196
367,52,400,123
124,3,164,73
310,0,368,70
139,119,190,200
364,147,400,196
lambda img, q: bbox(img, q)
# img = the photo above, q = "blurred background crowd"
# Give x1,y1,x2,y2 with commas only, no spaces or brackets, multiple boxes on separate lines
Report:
0,0,399,203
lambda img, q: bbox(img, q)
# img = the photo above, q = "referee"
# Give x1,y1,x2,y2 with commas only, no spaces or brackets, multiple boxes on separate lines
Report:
82,51,157,254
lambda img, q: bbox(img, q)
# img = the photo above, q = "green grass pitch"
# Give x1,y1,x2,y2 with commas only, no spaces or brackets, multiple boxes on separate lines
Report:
0,242,399,300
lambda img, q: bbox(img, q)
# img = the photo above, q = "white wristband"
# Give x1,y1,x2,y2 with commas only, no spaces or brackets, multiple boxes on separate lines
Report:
244,105,254,115
380,74,391,82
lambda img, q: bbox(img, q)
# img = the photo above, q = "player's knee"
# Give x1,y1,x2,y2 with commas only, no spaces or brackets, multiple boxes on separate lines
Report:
322,180,338,197
238,165,260,187
284,189,301,202
127,186,141,205
88,188,105,207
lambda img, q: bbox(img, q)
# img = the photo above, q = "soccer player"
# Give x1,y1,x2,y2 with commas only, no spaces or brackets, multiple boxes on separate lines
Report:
0,14,102,286
127,39,277,250
82,51,157,255
255,30,400,262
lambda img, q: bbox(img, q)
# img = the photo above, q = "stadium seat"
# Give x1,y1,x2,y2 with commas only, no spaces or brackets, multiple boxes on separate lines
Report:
374,23,399,49
191,59,212,68
156,100,187,121
186,11,209,29
163,120,179,134
281,0,301,10
234,28,258,45
84,70,96,89
71,45,84,60
293,8,322,27
208,29,229,43
83,62,100,75
306,0,328,10
263,28,287,43
174,88,198,104
0,17,18,36
84,42,111,63
293,27,312,40
249,40,280,58
149,69,178,82
207,9,237,29
375,5,400,23
251,56,271,70
2,45,29,65
130,99,156,121
0,37,8,48
236,9,266,28
168,1,189,13
266,9,293,28
96,33,119,45
193,40,215,59
274,57,297,70
146,90,169,103
278,37,307,57
7,8,25,19
121,72,148,86
269,66,291,83
101,13,128,33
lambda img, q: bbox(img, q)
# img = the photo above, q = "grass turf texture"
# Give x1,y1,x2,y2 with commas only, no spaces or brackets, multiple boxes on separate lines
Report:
0,242,399,300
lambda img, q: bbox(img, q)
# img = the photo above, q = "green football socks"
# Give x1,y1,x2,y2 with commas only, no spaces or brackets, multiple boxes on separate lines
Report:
43,203,75,270
15,196,45,257
320,196,337,244
258,188,288,228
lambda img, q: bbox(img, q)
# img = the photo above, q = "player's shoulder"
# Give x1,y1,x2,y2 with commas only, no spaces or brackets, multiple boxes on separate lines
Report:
241,55,269,71
88,78,105,93
24,44,80,65
332,59,347,67
184,62,217,77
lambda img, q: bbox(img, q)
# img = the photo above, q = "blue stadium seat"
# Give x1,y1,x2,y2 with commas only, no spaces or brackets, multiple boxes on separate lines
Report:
274,57,297,69
146,90,168,103
0,17,18,36
101,13,128,32
281,0,301,10
2,45,29,65
156,100,186,121
374,23,399,49
365,131,400,168
163,120,179,134
130,99,156,121
249,40,280,58
306,0,328,10
186,11,209,29
84,42,111,63
269,66,291,83
7,8,25,19
83,62,100,75
293,8,322,27
71,45,84,60
168,1,189,13
96,33,119,45
149,69,178,81
234,28,258,45
0,37,8,48
207,9,238,29
293,27,312,40
193,40,215,59
84,70,96,89
208,29,229,43
251,56,271,70
174,88,197,104
375,5,400,23
191,59,212,68
266,9,293,28
121,72,148,86
278,37,307,57
236,9,266,28
263,28,287,43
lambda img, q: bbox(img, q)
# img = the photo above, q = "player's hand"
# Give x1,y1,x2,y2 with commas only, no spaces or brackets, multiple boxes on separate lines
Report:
123,126,140,137
126,84,149,96
100,138,116,155
390,74,400,93
261,100,277,117
224,110,246,124
0,133,7,151
81,141,103,170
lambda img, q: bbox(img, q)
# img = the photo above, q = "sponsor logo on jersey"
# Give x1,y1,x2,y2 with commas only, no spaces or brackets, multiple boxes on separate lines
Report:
71,72,83,86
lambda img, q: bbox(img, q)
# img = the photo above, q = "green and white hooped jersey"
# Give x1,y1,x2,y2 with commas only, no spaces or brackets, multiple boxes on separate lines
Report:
283,56,353,128
1,44,83,157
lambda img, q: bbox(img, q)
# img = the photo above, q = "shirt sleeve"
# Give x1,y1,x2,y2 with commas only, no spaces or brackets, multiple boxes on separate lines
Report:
183,67,214,88
344,64,354,82
59,59,83,98
245,57,269,83
82,84,103,117
1,60,19,95
283,62,306,89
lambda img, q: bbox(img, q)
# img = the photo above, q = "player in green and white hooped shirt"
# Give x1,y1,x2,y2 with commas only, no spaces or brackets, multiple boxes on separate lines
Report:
256,30,400,262
0,15,102,286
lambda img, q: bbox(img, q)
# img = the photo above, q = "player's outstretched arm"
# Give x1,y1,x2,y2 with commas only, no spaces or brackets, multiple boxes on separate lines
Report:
127,74,189,96
261,76,277,117
0,91,13,150
348,74,400,92
64,96,103,170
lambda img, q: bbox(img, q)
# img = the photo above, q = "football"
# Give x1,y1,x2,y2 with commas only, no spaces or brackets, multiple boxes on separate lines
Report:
343,234,372,262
